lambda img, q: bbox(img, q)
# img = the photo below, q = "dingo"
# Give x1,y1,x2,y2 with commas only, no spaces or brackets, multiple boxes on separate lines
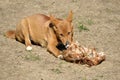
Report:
5,11,74,58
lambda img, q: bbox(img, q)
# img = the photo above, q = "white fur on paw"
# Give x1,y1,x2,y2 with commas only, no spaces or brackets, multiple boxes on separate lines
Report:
58,55,64,59
26,46,32,51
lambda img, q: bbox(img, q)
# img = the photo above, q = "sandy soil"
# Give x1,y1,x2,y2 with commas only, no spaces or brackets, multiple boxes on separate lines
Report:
0,0,120,80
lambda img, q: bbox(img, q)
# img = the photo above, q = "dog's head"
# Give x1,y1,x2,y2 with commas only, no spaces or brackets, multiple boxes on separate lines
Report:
50,11,73,48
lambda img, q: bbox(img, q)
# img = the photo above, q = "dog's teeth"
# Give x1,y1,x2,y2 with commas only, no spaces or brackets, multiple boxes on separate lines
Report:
26,46,32,51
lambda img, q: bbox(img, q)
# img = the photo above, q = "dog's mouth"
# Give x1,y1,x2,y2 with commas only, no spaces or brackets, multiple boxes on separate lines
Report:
56,41,71,51
56,43,67,51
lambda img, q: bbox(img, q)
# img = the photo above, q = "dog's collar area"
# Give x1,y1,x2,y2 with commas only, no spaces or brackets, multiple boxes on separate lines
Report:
49,23,55,28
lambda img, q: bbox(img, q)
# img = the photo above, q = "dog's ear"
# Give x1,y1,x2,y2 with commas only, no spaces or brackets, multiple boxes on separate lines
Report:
66,10,73,23
50,15,59,26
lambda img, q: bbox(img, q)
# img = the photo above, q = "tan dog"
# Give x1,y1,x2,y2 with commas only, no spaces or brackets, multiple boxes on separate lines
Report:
5,11,74,58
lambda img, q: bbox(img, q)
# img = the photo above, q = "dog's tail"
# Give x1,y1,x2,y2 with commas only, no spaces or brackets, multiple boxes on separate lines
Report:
5,30,15,39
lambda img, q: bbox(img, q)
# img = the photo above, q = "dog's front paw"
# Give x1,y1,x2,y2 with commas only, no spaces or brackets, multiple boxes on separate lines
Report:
57,55,64,59
26,46,32,51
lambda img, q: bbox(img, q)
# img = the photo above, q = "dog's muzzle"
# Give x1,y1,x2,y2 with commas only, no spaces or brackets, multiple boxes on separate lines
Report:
65,41,70,48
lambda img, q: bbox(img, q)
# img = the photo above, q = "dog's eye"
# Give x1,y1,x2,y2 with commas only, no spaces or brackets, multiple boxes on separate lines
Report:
68,32,71,35
60,34,64,37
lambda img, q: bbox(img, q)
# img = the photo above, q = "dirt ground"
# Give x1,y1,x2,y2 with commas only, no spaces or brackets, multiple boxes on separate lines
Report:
0,0,120,80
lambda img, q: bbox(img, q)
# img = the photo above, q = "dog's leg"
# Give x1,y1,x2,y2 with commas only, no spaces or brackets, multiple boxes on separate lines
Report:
47,42,63,59
24,31,32,51
21,20,32,51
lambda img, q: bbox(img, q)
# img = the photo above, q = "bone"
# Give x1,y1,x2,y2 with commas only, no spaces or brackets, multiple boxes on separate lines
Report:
63,41,106,66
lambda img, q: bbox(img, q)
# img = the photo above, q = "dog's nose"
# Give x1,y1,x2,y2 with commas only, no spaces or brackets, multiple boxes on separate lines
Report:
66,41,70,45
65,41,70,48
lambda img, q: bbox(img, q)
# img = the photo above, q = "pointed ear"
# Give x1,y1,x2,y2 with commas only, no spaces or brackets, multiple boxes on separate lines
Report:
50,15,59,25
66,10,73,22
